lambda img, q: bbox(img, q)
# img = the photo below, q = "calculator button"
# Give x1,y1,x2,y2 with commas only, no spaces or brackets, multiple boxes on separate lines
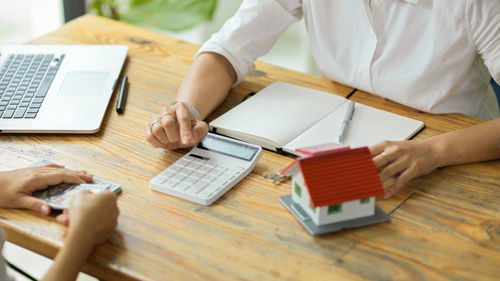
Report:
187,163,201,170
197,188,213,200
204,162,216,169
169,164,183,172
152,175,168,185
184,166,197,173
176,159,190,167
191,170,206,180
213,177,228,184
182,177,197,185
175,183,191,191
178,169,192,177
220,171,236,181
204,183,220,192
199,165,213,173
212,166,226,175
165,178,180,187
201,174,216,182
186,181,207,195
160,169,175,178
171,173,186,182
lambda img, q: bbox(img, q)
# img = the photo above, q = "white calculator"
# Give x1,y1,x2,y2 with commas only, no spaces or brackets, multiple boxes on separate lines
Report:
150,133,262,205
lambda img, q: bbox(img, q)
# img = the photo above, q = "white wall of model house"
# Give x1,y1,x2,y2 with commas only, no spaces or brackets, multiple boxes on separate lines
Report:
291,171,376,226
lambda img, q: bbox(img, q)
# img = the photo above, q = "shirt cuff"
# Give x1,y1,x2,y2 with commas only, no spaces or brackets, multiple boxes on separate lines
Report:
195,41,253,87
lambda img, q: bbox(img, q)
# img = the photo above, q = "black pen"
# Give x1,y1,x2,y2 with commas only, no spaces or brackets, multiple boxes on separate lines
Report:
116,76,128,114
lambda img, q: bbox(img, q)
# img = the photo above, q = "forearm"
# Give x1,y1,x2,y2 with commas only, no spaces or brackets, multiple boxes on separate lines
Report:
176,52,236,119
427,117,500,168
41,230,94,281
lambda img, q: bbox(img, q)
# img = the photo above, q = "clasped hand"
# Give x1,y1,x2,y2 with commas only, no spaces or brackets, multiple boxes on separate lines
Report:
0,164,119,246
145,101,208,150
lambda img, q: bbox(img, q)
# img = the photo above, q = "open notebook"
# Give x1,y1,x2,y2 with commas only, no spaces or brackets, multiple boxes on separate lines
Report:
210,82,425,155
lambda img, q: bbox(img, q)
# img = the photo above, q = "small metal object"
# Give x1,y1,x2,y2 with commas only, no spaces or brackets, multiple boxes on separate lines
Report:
150,120,159,129
263,172,279,179
381,151,392,163
265,168,291,183
160,112,175,120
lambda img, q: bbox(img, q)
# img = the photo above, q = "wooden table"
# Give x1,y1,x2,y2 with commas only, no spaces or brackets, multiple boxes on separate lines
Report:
1,15,499,281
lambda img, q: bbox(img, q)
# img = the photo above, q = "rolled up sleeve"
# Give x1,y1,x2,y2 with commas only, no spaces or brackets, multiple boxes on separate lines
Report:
467,0,500,83
196,0,302,86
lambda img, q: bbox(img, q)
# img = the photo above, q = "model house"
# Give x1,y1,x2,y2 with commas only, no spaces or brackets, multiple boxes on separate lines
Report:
283,144,385,227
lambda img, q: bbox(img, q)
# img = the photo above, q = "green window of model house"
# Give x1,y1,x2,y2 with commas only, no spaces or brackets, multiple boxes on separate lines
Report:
294,182,302,198
360,198,370,204
309,201,317,213
327,204,342,215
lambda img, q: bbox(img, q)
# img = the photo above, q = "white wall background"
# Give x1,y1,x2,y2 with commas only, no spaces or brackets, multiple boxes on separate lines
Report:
0,0,320,75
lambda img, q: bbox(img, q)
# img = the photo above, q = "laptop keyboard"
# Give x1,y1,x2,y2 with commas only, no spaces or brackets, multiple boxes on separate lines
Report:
0,53,65,119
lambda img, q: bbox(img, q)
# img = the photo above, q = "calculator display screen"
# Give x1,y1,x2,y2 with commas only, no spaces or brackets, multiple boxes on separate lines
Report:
197,134,258,161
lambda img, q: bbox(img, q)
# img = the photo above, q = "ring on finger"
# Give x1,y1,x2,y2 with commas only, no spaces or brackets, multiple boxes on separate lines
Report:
381,151,392,164
160,112,176,121
150,120,159,129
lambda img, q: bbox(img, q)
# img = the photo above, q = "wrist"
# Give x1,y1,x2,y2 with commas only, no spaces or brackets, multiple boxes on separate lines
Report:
180,101,202,121
66,225,96,254
422,137,447,169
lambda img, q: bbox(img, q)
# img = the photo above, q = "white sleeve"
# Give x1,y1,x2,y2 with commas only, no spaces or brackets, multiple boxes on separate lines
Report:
196,0,303,85
467,0,500,84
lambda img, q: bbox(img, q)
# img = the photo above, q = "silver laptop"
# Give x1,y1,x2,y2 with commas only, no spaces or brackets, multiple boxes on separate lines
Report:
0,45,128,133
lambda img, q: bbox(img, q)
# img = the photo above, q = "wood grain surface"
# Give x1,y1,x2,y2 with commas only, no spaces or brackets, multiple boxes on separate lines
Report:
0,15,499,281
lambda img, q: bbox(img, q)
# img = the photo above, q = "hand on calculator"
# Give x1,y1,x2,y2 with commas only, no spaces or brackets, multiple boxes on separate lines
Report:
145,102,208,150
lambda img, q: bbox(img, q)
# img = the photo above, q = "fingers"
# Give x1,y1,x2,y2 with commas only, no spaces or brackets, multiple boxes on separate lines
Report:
145,121,165,148
379,158,407,182
33,169,93,190
369,141,390,156
44,163,64,169
384,167,416,199
16,196,51,215
56,213,70,226
145,101,207,150
160,107,180,143
373,153,388,171
176,103,195,145
192,120,209,143
370,141,393,170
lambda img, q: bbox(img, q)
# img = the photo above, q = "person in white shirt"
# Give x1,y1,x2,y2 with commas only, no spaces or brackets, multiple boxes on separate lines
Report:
145,0,500,197
0,164,119,281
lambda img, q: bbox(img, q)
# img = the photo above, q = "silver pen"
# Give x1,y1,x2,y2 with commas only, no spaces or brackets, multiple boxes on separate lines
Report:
338,101,355,143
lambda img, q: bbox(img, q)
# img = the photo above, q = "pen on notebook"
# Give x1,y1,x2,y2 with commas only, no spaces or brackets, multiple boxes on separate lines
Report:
116,76,129,114
338,100,355,143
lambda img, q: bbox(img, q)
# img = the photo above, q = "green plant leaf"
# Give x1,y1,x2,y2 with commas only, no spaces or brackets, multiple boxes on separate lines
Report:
121,0,217,31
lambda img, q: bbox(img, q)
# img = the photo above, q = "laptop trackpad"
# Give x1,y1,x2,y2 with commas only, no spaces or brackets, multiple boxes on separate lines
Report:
58,72,110,97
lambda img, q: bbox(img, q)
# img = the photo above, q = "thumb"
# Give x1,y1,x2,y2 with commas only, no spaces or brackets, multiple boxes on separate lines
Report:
17,196,51,215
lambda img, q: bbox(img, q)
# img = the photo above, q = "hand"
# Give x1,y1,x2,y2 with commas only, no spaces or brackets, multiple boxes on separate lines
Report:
0,164,93,215
369,140,439,199
145,101,208,150
57,191,119,246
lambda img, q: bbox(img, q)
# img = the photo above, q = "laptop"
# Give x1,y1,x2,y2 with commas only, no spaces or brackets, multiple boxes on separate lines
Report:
0,45,128,133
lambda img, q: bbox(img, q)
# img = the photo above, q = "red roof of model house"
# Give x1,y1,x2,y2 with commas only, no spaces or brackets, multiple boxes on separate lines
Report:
297,146,384,207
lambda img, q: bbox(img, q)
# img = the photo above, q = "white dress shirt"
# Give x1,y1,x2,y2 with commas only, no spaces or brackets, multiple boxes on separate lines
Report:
197,0,500,120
